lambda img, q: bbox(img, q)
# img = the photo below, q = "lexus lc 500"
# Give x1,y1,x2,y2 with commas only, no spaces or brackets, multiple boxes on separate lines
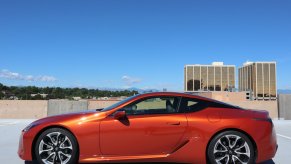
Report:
18,92,277,164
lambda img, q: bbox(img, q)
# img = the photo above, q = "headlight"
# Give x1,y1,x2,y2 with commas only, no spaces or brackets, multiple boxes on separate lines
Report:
23,123,39,132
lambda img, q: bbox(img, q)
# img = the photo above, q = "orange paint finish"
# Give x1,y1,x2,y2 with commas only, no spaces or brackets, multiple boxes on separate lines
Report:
100,113,187,156
18,92,277,163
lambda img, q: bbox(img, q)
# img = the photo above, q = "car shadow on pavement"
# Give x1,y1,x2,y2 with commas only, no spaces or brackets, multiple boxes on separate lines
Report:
258,159,275,164
81,160,275,164
25,159,275,164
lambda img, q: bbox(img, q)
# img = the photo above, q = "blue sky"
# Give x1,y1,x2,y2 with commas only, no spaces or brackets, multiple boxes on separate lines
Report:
0,0,291,91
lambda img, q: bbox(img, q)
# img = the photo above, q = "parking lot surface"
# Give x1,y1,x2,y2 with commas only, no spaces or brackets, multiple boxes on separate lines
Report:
0,119,290,164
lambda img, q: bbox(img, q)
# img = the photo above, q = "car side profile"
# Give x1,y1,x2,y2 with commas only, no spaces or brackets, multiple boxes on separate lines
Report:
18,92,277,164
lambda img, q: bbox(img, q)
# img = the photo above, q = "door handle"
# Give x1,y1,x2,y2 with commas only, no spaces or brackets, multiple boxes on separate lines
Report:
167,122,180,126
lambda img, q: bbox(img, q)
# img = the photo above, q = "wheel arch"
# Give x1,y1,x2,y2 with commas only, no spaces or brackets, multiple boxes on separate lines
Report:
31,125,80,161
205,128,258,163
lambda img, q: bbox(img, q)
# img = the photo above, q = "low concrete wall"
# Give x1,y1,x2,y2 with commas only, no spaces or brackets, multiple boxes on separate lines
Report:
0,100,119,119
278,94,291,120
0,98,283,119
88,100,119,110
225,100,278,119
197,92,278,119
0,100,47,119
199,92,247,102
47,100,88,116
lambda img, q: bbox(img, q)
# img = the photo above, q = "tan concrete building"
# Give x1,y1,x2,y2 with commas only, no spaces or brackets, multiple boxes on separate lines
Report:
238,61,277,100
184,62,235,92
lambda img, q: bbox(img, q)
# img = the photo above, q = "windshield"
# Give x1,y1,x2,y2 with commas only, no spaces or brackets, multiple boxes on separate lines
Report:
101,94,139,112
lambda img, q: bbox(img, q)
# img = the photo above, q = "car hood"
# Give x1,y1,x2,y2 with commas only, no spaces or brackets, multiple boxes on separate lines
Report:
30,110,106,127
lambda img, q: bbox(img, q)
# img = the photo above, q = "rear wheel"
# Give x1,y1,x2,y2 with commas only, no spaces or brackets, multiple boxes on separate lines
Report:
207,130,255,164
34,128,78,164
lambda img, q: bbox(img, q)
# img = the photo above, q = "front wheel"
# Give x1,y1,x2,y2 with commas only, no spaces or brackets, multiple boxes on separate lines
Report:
34,128,78,164
207,130,255,164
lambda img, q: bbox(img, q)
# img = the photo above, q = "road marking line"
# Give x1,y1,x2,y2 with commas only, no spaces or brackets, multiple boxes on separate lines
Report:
0,121,19,126
277,134,291,140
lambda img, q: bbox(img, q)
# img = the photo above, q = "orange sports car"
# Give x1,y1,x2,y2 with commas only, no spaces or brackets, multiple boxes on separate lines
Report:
18,92,277,164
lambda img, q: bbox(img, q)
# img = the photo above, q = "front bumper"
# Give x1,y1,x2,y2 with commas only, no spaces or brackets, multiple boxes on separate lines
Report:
18,130,33,161
18,131,25,159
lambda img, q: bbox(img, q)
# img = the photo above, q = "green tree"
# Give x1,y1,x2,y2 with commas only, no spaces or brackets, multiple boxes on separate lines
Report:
0,91,4,99
32,94,43,100
0,83,3,90
0,83,139,100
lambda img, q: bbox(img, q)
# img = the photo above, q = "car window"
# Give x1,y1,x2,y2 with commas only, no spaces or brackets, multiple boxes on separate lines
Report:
101,95,139,112
180,98,208,112
121,96,181,115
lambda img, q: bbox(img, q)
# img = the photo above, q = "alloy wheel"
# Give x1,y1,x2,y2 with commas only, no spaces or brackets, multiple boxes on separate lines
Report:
213,134,251,164
38,132,73,164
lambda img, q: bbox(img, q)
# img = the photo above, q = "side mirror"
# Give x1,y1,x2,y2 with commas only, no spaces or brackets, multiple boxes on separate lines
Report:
114,111,126,120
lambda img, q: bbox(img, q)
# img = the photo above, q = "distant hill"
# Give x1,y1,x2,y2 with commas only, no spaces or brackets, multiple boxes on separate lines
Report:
95,87,160,93
126,87,160,93
278,89,291,94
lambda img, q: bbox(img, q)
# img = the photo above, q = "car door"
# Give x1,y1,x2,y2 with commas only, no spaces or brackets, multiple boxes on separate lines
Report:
99,96,188,156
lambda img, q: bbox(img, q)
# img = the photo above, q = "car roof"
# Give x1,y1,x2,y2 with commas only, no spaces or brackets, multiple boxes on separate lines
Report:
136,92,242,109
137,92,212,101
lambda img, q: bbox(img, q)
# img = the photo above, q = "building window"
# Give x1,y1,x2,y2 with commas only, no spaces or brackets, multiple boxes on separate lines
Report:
186,66,194,91
208,67,214,91
194,66,201,91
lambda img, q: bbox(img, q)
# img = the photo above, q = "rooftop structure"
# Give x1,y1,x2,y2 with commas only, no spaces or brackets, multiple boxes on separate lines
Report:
184,62,235,92
238,61,277,100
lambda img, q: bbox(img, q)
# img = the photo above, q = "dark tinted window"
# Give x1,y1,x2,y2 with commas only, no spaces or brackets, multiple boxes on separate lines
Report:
180,97,242,113
208,101,242,109
120,96,181,115
180,98,208,112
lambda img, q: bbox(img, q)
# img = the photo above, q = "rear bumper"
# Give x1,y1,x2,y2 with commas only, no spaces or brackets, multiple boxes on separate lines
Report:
256,122,278,163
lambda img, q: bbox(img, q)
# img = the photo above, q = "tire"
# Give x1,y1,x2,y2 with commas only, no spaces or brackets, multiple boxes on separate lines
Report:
34,128,78,164
207,130,255,164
